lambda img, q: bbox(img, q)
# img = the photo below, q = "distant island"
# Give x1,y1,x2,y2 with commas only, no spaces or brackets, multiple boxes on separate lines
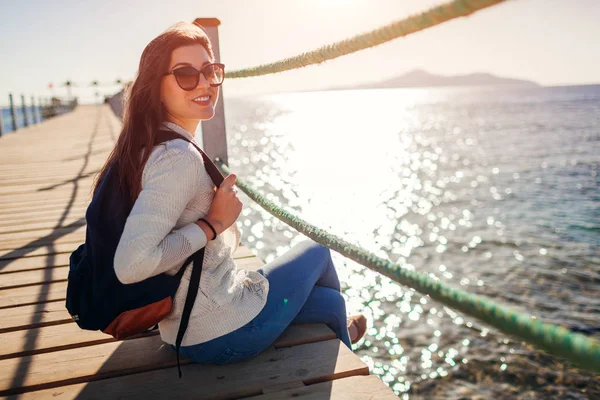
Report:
323,69,539,91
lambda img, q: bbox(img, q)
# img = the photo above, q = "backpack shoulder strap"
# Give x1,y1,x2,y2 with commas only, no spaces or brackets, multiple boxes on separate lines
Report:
154,130,184,145
153,129,221,378
154,130,224,188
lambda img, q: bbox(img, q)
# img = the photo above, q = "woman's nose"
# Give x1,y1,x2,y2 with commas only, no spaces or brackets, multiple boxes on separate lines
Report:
196,72,210,89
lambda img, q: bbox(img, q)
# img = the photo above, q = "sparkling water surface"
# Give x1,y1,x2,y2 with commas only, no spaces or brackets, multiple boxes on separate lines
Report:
223,85,599,399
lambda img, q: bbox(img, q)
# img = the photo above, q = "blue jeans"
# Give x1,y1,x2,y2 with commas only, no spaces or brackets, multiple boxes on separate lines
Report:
174,240,352,365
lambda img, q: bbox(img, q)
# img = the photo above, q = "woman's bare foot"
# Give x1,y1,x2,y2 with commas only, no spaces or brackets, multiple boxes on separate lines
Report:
347,314,367,344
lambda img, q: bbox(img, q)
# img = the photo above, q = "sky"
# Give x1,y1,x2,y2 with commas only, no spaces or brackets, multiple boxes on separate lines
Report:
0,0,599,105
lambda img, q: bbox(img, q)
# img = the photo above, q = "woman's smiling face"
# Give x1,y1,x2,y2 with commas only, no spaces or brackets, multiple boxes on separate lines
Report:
160,44,220,132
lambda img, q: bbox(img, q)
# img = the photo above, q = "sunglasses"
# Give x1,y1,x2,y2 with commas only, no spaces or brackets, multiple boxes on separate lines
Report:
163,63,225,91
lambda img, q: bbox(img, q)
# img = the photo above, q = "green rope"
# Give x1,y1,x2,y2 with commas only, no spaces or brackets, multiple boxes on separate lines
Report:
216,160,600,373
225,0,507,79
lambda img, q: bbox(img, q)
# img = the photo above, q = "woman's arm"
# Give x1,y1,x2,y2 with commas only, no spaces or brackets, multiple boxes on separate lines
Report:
114,144,208,284
195,218,217,240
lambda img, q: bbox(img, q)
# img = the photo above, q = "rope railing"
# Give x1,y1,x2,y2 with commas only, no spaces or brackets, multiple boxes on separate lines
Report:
216,160,600,373
225,0,508,79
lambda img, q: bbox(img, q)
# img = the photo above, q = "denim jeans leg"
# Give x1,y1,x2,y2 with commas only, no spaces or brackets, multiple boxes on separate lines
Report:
177,240,350,365
290,285,352,349
237,240,343,352
258,240,341,292
314,249,341,292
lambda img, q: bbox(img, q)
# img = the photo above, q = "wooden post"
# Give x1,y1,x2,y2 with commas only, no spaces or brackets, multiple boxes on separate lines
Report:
21,94,29,127
31,96,38,124
38,96,43,122
9,93,17,132
192,18,228,166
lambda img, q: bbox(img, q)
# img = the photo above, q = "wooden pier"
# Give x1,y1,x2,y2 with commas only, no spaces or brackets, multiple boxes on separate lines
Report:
0,105,397,399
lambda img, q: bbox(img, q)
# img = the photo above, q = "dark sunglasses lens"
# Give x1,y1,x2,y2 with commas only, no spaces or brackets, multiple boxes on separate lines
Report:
173,67,198,90
204,64,224,85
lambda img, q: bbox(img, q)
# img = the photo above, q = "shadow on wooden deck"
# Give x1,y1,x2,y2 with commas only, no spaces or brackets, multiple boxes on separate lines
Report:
0,105,397,399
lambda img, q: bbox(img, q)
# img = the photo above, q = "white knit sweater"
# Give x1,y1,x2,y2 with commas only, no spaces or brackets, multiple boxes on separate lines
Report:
113,121,269,346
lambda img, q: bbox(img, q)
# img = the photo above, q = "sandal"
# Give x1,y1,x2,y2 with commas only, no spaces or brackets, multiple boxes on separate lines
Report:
347,314,367,344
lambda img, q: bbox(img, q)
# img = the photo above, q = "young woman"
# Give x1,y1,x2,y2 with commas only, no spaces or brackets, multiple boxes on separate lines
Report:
96,21,367,365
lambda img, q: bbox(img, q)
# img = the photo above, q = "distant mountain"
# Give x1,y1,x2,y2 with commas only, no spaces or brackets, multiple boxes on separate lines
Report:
325,69,539,91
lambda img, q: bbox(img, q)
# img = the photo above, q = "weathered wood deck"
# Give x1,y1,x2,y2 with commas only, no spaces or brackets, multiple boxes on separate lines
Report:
0,105,397,399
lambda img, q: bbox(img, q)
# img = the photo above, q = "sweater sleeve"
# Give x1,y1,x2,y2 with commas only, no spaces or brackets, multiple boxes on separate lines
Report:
114,144,208,284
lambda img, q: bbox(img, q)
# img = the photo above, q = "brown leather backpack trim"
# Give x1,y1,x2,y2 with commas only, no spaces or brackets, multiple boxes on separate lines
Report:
103,297,173,340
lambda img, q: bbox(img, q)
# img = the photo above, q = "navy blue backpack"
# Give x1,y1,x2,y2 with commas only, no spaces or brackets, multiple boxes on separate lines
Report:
66,129,225,377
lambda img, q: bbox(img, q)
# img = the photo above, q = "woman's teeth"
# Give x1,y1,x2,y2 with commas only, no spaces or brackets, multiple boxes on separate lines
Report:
193,96,211,105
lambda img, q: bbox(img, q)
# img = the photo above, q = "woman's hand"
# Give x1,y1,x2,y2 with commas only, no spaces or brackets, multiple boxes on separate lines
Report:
201,174,242,236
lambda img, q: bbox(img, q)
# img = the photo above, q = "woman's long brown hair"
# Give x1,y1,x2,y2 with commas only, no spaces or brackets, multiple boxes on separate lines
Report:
92,21,214,210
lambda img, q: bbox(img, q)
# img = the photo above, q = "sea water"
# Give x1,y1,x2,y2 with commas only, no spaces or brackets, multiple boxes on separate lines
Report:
224,84,599,399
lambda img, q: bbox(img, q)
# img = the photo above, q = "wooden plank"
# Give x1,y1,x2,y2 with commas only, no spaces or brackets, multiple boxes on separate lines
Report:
0,236,85,253
0,162,101,173
0,202,87,215
0,148,110,161
0,135,109,150
1,227,252,262
0,200,89,213
0,168,95,176
1,338,367,398
233,245,256,259
236,257,264,271
0,239,253,261
0,192,93,206
0,179,88,190
0,281,68,309
0,178,96,196
0,207,87,228
0,324,158,361
1,243,81,261
0,154,109,167
0,188,95,204
0,132,113,150
0,218,86,235
0,148,110,160
0,248,256,310
1,256,256,289
0,246,254,274
0,225,87,251
260,381,305,395
0,322,333,361
247,375,399,399
0,215,86,230
0,266,256,331
0,266,69,290
274,323,336,348
0,173,95,186
0,302,72,333
0,171,99,186
0,254,71,273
